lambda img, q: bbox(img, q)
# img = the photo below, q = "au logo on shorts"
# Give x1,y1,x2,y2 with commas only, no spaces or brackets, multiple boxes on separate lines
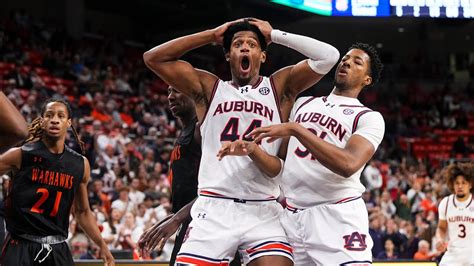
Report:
343,232,367,251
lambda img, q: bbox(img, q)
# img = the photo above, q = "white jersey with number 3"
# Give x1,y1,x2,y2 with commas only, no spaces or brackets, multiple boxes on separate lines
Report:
282,93,385,208
199,76,282,200
438,194,473,251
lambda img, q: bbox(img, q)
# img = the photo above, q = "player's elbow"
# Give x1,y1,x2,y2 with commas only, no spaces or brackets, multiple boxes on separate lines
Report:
326,46,340,67
6,123,28,146
338,162,359,178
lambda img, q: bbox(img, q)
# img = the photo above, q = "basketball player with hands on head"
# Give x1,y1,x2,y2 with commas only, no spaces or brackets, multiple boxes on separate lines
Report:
436,163,473,266
143,17,338,265
221,43,385,266
0,98,115,266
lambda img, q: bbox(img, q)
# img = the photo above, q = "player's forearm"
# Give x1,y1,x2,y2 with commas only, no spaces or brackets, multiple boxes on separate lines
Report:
0,92,28,152
143,30,215,66
76,210,108,248
248,145,283,178
291,123,359,177
271,30,339,74
436,226,447,240
174,198,196,223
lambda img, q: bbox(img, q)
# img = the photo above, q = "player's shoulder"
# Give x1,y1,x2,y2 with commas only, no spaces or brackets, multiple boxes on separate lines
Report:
64,145,84,159
21,140,41,152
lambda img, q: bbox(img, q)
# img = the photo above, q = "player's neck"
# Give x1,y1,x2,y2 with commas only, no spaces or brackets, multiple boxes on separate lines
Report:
178,113,197,128
231,75,260,88
41,137,65,154
332,86,360,98
456,193,471,202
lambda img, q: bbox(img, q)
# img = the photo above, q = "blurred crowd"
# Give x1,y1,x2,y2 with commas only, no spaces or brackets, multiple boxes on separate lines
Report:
0,9,473,261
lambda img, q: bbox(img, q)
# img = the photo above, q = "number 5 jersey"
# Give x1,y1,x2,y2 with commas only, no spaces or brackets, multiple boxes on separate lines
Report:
5,141,84,238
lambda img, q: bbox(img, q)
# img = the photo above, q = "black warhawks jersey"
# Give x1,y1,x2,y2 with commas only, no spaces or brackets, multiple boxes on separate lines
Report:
6,141,84,238
168,118,200,214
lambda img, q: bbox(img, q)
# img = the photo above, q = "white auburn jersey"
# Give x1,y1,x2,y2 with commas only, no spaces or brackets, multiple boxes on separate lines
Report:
282,93,385,208
438,194,474,251
199,76,282,199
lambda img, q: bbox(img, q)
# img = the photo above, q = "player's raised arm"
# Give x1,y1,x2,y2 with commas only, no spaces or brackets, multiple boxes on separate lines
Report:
74,157,115,266
0,92,28,153
143,20,242,102
248,19,339,105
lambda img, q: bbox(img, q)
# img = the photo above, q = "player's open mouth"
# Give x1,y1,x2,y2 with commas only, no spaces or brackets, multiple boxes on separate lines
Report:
338,67,348,76
240,56,250,74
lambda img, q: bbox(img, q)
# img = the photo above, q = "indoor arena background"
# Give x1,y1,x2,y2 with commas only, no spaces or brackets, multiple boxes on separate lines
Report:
0,0,473,265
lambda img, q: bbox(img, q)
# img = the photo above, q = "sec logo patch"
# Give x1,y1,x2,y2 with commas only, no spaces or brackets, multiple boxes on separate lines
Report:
259,87,270,95
343,109,354,115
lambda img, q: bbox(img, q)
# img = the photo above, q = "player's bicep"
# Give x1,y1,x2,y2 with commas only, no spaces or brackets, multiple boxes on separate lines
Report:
75,157,91,213
272,61,325,100
145,59,216,101
0,147,21,175
344,135,376,171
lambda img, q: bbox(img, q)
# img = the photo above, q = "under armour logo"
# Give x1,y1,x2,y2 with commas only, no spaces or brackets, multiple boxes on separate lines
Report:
34,156,43,163
325,103,335,108
343,232,367,251
197,213,206,219
240,86,250,94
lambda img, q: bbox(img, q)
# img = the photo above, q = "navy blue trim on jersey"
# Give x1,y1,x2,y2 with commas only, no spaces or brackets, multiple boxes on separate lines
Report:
200,79,220,127
340,260,372,265
269,75,283,123
294,96,317,116
351,110,373,134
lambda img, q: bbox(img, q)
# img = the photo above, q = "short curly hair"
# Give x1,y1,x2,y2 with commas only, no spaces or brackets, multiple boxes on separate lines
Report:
223,20,267,53
349,43,383,87
444,162,474,194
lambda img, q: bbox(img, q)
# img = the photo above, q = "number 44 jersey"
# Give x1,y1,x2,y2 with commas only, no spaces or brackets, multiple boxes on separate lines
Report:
199,77,282,200
6,141,84,238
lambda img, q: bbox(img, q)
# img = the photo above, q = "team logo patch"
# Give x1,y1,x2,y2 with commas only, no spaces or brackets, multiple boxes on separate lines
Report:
259,87,270,95
343,109,354,115
343,232,367,251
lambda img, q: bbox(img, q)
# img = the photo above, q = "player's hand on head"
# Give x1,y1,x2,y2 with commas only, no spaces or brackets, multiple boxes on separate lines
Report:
249,123,296,143
212,18,245,45
217,140,256,160
247,18,273,45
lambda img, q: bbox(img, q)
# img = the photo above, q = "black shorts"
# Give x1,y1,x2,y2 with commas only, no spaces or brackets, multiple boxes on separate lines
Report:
1,235,73,266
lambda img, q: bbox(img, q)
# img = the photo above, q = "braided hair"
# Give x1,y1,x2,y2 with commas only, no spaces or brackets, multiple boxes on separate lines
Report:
24,98,85,155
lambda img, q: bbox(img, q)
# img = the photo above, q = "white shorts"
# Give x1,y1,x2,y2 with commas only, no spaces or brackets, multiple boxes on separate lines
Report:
176,196,293,265
439,247,474,266
280,197,373,266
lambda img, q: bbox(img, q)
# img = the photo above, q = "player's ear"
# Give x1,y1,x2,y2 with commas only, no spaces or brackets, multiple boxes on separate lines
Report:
364,75,372,87
261,51,266,63
67,118,72,128
225,52,230,62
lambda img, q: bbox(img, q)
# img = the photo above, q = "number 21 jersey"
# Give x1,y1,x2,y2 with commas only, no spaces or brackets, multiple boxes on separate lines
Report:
6,141,84,238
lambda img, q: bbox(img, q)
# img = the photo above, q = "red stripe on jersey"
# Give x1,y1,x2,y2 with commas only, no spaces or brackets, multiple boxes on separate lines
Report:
176,256,229,266
199,190,225,197
246,242,293,254
335,196,358,204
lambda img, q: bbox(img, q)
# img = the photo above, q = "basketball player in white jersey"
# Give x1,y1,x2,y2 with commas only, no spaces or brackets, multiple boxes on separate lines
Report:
436,163,473,266
219,43,384,265
143,18,339,265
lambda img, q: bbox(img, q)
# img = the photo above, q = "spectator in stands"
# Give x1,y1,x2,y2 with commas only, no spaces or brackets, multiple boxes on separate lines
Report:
129,177,145,206
111,187,133,219
363,160,383,195
376,239,399,260
116,212,143,250
399,221,420,259
369,215,384,259
395,193,412,221
101,208,121,249
383,218,407,253
380,190,397,218
413,240,439,260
